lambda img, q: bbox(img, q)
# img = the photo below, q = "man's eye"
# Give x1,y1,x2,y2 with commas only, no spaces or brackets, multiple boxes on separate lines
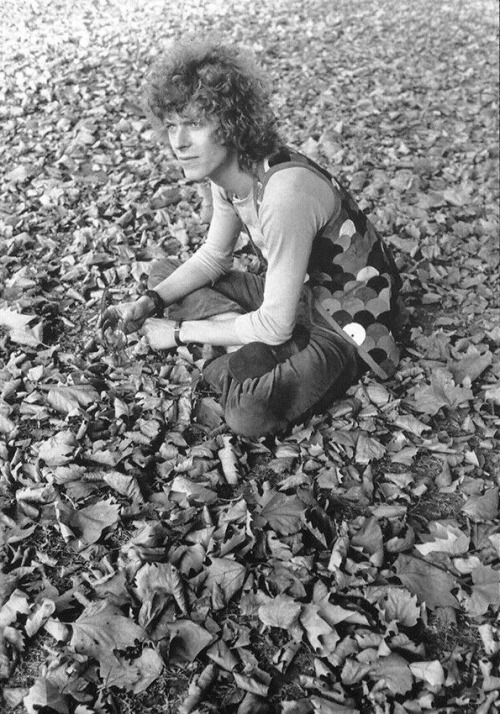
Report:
164,119,203,133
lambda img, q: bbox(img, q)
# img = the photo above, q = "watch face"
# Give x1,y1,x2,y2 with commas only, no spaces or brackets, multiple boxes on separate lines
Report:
174,319,185,346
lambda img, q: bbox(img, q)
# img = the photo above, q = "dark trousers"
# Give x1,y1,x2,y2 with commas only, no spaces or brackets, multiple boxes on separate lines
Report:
148,259,359,438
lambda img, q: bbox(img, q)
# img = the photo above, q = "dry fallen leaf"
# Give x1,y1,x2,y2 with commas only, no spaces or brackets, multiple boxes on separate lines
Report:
23,678,69,714
37,431,79,466
69,500,120,545
258,594,302,629
70,600,146,662
1,2,498,713
394,555,461,609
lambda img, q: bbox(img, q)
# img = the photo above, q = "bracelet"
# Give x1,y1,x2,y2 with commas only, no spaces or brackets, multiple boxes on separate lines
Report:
174,319,185,346
144,289,165,318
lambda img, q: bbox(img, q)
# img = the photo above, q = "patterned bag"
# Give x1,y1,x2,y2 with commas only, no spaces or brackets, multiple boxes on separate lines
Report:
255,148,403,379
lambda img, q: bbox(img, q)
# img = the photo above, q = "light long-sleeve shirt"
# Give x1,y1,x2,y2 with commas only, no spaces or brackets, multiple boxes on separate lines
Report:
189,166,339,345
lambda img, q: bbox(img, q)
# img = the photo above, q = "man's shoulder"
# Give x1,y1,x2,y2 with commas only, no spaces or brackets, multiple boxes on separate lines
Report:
262,163,337,207
264,163,334,195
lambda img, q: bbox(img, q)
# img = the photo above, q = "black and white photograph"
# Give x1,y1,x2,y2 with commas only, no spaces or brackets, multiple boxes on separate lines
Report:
0,1,498,712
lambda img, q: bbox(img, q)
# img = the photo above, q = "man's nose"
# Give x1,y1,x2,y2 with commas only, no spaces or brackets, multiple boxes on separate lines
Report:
170,125,190,150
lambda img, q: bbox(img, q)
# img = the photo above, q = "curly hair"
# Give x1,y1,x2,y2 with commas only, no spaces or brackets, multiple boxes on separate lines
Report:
144,40,282,170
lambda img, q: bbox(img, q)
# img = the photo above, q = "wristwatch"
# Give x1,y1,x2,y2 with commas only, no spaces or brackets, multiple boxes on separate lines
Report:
174,319,185,346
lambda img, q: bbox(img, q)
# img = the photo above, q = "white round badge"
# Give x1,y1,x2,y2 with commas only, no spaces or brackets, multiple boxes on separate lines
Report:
343,322,366,345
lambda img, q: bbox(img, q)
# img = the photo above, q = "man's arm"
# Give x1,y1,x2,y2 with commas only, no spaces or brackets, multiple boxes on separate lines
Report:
141,191,244,347
232,168,339,344
144,170,338,351
101,190,242,338
142,309,246,350
149,202,242,307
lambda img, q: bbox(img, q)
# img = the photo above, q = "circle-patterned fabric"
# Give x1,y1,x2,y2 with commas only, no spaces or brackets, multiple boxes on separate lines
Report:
308,181,401,378
261,148,403,379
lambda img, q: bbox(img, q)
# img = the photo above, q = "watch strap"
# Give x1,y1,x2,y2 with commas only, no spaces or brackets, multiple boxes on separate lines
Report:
174,319,185,346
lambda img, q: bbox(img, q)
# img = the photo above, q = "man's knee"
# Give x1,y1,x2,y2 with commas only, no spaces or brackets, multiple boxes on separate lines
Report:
148,257,182,289
225,393,288,439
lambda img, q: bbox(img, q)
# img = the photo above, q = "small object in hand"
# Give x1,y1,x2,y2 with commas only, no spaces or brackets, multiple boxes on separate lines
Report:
98,288,127,355
98,288,117,333
104,326,127,351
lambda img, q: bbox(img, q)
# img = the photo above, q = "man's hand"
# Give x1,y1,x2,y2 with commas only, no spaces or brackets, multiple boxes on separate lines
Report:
99,296,154,338
141,318,178,350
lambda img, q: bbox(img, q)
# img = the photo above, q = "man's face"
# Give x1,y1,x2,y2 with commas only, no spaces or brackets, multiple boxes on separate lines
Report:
165,110,237,184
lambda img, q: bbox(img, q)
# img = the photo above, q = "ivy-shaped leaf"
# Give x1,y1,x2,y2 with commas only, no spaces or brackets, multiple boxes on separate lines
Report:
255,490,305,535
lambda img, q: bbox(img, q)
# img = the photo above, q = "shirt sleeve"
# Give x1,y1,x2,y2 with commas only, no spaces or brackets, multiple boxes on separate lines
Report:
188,181,243,283
234,167,340,345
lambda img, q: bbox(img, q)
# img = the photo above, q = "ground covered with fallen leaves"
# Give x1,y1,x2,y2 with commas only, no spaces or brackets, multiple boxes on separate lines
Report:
1,0,499,712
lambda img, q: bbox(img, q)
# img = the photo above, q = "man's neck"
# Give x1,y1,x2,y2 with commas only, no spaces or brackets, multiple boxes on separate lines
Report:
211,157,255,199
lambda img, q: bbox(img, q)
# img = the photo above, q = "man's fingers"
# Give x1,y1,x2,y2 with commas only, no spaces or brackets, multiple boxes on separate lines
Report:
99,307,122,332
98,308,127,347
99,319,116,337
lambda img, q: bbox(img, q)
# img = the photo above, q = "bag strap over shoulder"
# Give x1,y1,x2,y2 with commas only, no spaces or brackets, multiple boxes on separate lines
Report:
254,146,336,212
313,301,391,380
254,147,396,381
